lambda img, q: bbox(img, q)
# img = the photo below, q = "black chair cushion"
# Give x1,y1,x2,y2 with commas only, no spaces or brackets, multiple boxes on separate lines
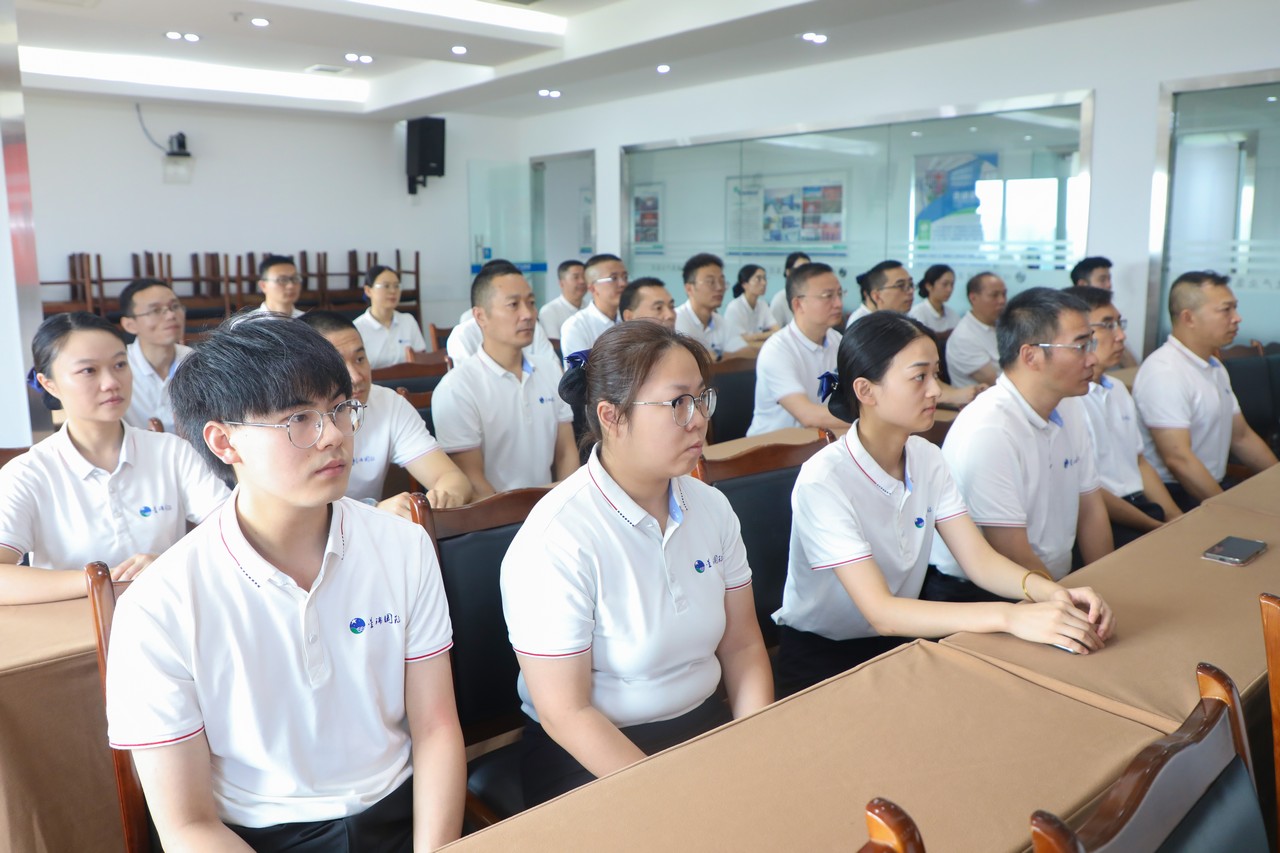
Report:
1224,355,1275,447
419,407,434,437
710,369,756,444
373,374,443,394
1157,755,1268,852
466,743,525,824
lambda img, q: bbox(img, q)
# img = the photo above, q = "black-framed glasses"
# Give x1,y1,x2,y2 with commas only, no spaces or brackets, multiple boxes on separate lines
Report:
130,301,186,320
263,274,303,286
224,400,365,449
878,281,914,293
1090,318,1128,332
631,389,717,427
1036,338,1099,355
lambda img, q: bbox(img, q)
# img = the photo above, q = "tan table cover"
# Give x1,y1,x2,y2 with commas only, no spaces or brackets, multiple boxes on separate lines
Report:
1204,464,1280,516
444,641,1160,853
0,598,124,852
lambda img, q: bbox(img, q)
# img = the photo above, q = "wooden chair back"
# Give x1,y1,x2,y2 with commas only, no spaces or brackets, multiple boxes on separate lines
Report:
708,355,757,444
84,562,150,853
372,356,449,394
428,323,452,353
1029,662,1264,853
856,798,926,853
0,446,27,469
1257,592,1280,830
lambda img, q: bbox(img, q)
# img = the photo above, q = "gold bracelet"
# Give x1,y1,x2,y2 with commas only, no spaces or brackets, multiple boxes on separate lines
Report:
1021,569,1051,601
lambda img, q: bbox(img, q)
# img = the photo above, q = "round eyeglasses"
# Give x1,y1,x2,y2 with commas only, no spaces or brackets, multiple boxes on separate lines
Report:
224,400,365,449
1035,338,1099,355
631,388,717,427
1089,318,1128,332
130,301,186,320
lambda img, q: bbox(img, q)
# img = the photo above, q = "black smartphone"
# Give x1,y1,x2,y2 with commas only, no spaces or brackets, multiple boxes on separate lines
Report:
1202,536,1267,566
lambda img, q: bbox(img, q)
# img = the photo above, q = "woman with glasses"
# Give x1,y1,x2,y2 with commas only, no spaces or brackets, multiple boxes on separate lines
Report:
0,312,229,605
354,264,428,369
772,311,1115,695
723,264,780,348
501,321,774,805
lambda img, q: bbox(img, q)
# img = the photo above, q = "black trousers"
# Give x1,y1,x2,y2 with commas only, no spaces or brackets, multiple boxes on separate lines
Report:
227,777,413,853
774,626,910,698
1112,491,1167,548
520,694,732,807
1165,476,1236,513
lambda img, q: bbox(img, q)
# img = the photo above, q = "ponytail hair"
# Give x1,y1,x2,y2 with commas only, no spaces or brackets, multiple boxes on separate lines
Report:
29,312,128,411
832,312,935,421
917,264,954,299
734,264,763,299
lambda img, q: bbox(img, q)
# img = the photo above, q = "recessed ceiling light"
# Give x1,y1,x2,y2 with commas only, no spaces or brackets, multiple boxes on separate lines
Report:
549,90,561,98
801,32,827,44
165,31,181,40
656,64,671,74
183,33,200,42
1024,134,1033,141
451,45,467,55
538,89,550,96
359,55,373,64
910,131,922,138
968,126,978,132
1269,96,1278,103
250,17,270,27
345,53,359,62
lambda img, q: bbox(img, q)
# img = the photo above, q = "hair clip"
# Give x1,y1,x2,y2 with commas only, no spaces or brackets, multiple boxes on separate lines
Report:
564,350,591,371
25,367,40,392
818,371,840,402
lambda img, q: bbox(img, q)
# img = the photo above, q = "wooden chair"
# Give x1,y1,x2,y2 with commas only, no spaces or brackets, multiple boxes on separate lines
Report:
146,418,163,433
0,446,27,468
692,429,835,646
428,323,453,353
409,489,549,828
84,562,152,853
857,798,925,853
1258,592,1280,832
372,355,449,394
1029,662,1266,852
1218,340,1264,360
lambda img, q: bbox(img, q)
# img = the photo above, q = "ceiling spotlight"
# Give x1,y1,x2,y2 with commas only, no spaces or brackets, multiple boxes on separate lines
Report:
969,126,978,132
910,131,922,138
345,53,359,62
183,33,200,42
810,34,827,43
452,45,467,55
656,64,671,74
1269,96,1278,103
359,55,373,64
549,90,561,98
250,17,270,27
166,31,182,40
538,89,550,97
802,32,816,40
1024,134,1033,141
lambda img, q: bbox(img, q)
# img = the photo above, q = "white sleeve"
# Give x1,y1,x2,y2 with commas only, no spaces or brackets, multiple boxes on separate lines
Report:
721,300,750,346
0,458,37,557
758,341,811,402
387,387,441,464
405,316,427,353
431,372,483,453
1132,361,1193,429
1070,411,1101,494
713,491,752,590
946,326,993,378
446,320,479,364
943,423,1027,527
501,522,596,657
792,468,875,570
560,316,589,367
404,525,453,661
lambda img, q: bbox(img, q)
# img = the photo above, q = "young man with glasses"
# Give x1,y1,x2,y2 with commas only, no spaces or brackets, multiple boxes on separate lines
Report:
1070,287,1181,546
559,253,628,365
946,272,1007,388
251,254,305,318
929,288,1113,600
119,278,191,432
105,314,466,851
675,253,750,361
747,262,849,436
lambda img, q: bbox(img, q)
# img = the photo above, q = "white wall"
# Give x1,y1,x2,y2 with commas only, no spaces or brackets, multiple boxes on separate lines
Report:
24,93,521,325
514,0,1280,352
539,152,595,298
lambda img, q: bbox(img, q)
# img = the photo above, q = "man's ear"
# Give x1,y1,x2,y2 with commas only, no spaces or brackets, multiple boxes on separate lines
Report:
203,421,243,466
120,315,139,336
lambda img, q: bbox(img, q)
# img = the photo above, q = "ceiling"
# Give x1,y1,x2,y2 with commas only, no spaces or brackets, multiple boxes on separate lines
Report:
15,0,1194,120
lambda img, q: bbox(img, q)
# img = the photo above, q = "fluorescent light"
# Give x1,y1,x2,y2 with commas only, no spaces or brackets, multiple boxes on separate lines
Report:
359,55,373,63
165,32,181,40
19,46,369,103
342,0,565,35
183,33,200,42
656,64,670,74
910,131,922,137
451,45,467,55
1024,134,1033,141
250,17,270,27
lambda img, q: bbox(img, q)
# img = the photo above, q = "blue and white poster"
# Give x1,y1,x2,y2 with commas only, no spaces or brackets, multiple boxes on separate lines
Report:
914,153,999,242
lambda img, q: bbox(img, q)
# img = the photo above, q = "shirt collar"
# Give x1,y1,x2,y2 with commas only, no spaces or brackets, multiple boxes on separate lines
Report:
843,421,912,497
1097,374,1113,389
996,373,1061,430
585,445,689,528
217,489,348,590
588,301,619,325
680,301,716,332
1167,334,1222,368
787,320,827,353
52,422,136,480
476,346,534,378
969,314,994,331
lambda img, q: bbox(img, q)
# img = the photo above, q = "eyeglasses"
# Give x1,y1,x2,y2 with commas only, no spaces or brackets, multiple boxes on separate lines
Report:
368,282,401,290
1036,338,1099,355
878,281,914,293
631,388,717,427
799,289,845,302
695,277,727,289
224,400,365,449
1090,318,1128,332
263,274,303,286
594,273,629,286
130,301,186,320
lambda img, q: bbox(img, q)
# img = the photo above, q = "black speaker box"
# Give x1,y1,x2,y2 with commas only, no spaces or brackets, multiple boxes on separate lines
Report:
406,117,445,179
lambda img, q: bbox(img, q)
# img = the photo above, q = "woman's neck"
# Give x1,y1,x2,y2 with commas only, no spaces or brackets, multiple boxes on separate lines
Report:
600,442,670,529
929,294,946,313
369,304,396,325
66,418,125,472
744,291,758,309
855,414,908,482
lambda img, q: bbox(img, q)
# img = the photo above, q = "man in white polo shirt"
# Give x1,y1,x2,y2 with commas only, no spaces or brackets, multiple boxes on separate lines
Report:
118,278,192,433
946,272,1006,388
621,277,677,329
105,315,465,851
1133,271,1277,509
538,259,587,341
930,288,1113,596
249,254,306,318
1070,286,1181,546
675,253,749,361
434,265,578,497
747,262,848,436
559,253,628,363
846,260,913,330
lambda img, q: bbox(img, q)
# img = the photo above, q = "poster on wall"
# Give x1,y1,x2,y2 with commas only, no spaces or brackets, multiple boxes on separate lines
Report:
726,172,847,254
913,153,999,242
632,183,663,254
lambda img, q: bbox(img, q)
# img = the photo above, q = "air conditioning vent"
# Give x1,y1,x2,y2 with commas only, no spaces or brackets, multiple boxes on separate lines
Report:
304,64,352,75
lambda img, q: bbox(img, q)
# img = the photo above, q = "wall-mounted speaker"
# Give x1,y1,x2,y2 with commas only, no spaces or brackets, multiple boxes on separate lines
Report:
406,116,445,194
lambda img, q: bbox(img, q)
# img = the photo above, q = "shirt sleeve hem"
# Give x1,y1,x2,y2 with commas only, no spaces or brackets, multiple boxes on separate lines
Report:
810,553,874,570
110,724,205,750
970,519,1026,528
406,640,454,662
725,579,753,591
935,510,969,523
513,645,591,659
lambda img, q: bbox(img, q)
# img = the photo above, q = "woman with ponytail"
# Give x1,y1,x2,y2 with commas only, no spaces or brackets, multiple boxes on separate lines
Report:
0,312,228,604
722,264,779,347
771,311,1115,695
500,320,773,805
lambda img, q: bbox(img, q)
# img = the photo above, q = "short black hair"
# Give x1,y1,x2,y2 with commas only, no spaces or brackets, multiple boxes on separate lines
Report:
620,277,667,314
1067,285,1113,312
31,312,128,411
683,252,724,285
365,264,397,288
783,252,811,275
258,254,296,277
1168,270,1232,322
300,310,358,336
470,261,523,308
557,259,584,278
855,260,904,301
832,311,936,421
170,315,352,482
1070,256,1112,286
119,278,174,318
786,262,834,305
966,271,998,297
997,287,1089,369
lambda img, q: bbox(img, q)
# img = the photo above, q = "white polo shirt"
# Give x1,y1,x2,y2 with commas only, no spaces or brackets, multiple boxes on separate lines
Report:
908,300,961,334
446,311,557,369
675,302,745,360
1132,335,1241,483
123,341,193,433
946,312,1000,387
432,348,573,492
747,321,841,436
722,294,776,344
769,289,793,328
246,305,305,319
0,424,228,570
501,449,752,728
538,294,582,341
105,494,453,828
346,383,442,502
774,428,967,641
844,303,873,330
930,375,1100,580
353,310,427,370
559,302,619,366
1081,376,1145,497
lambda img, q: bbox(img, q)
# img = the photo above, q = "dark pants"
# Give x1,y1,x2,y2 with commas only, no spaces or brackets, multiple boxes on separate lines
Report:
1165,476,1237,513
774,625,910,698
228,777,413,853
1112,491,1167,548
918,564,1015,604
520,694,732,807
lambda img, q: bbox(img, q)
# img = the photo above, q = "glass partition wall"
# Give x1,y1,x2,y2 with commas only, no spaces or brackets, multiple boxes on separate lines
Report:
622,104,1086,317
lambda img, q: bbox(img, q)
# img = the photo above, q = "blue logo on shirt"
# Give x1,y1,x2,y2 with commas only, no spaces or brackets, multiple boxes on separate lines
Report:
138,504,173,518
352,455,375,465
914,517,925,529
349,613,401,634
693,555,724,574
349,618,366,634
694,559,706,574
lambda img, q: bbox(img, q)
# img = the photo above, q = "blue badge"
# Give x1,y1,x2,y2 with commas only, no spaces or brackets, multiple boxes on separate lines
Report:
139,506,153,518
349,618,366,634
914,517,924,529
694,559,707,574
